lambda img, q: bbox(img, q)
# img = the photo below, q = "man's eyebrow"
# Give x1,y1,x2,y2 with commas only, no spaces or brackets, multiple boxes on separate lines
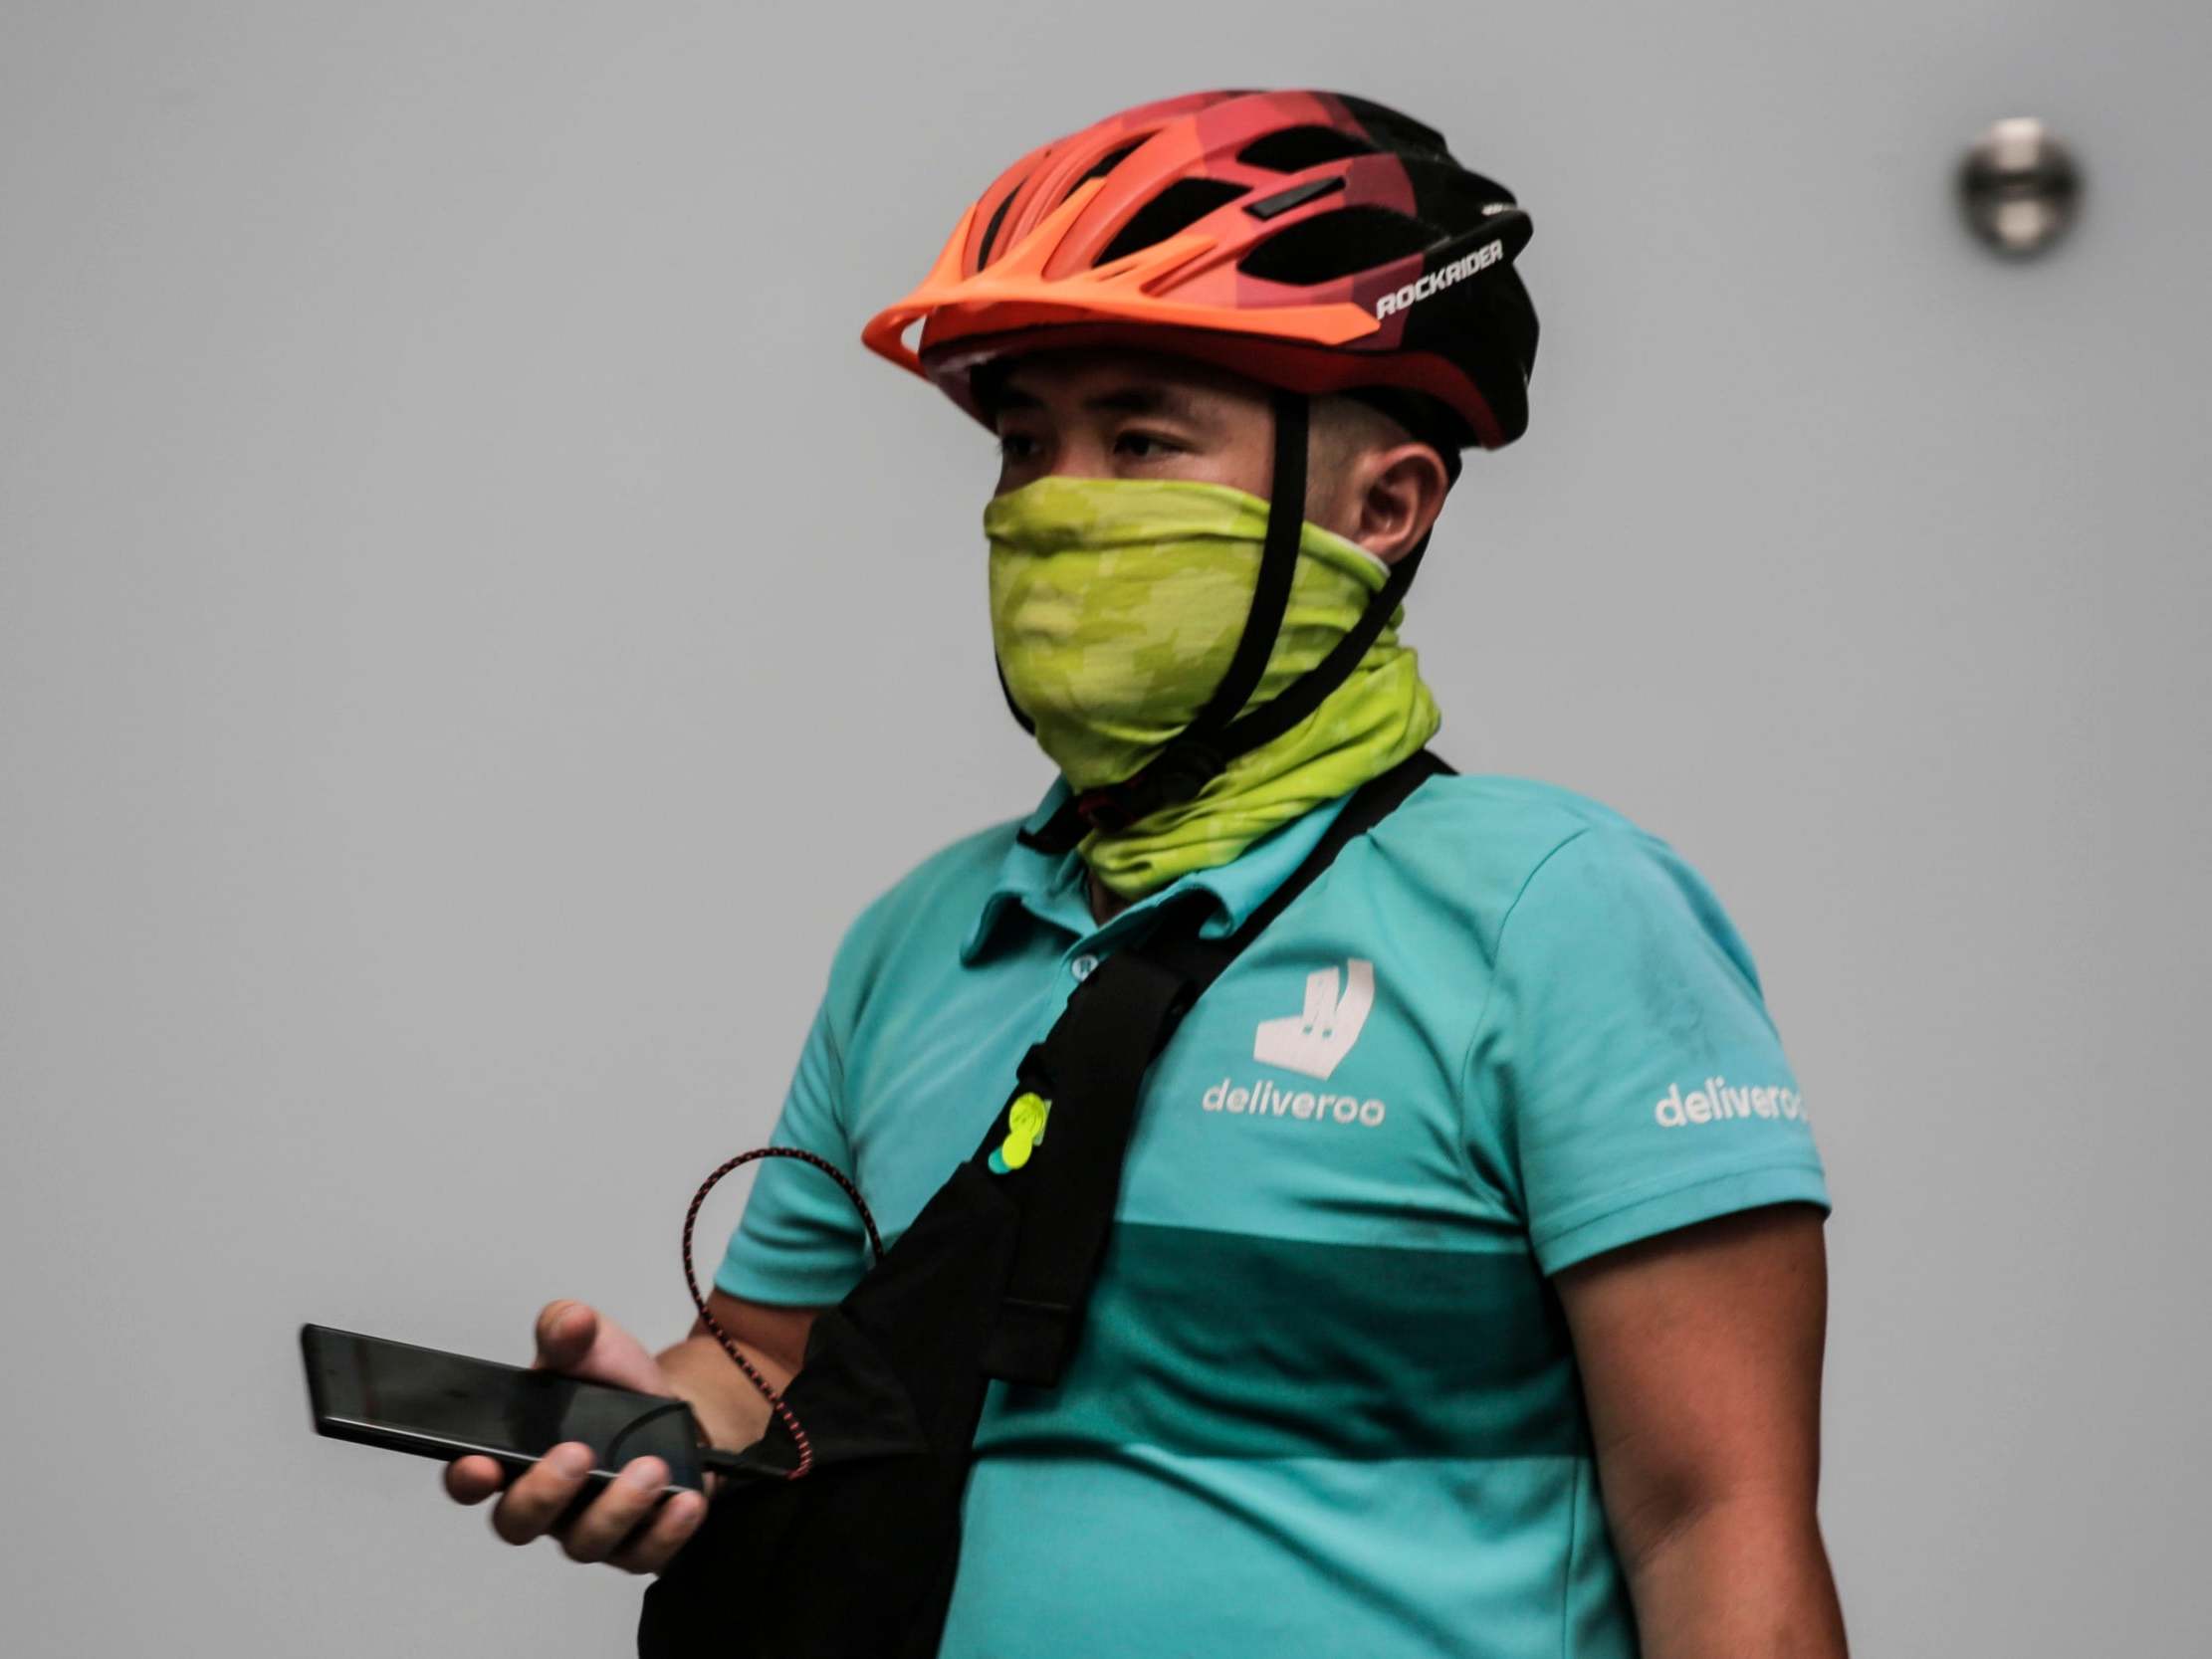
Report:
1083,385,1201,419
990,380,1208,420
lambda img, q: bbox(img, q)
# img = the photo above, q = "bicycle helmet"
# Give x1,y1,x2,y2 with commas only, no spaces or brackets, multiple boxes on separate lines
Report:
862,90,1539,845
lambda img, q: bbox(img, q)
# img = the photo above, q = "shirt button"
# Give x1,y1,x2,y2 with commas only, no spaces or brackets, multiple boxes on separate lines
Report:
1070,954,1099,982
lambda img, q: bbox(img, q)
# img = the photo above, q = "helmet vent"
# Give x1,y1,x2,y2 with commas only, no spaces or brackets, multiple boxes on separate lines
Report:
1333,94,1450,159
1238,204,1437,286
1092,178,1248,266
1237,125,1379,172
1244,175,1347,221
1070,137,1151,193
975,184,1020,268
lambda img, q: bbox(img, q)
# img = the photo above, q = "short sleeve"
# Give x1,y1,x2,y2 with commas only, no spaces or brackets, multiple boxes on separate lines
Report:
1465,826,1830,1276
713,993,873,1306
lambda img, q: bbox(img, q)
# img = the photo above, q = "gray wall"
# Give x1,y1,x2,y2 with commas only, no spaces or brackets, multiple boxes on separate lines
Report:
4,3,2205,1654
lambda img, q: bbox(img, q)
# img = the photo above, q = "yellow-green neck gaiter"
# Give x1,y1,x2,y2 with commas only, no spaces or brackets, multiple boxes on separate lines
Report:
986,476,1441,899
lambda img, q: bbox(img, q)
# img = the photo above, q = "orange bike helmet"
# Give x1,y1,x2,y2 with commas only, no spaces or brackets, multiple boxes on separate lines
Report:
864,88,1537,452
867,91,1538,846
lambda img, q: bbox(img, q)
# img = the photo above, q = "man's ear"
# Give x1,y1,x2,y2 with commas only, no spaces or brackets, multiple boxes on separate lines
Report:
1351,442,1452,565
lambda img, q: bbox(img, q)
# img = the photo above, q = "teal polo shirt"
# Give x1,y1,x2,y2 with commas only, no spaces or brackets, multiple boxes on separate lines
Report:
717,771,1830,1659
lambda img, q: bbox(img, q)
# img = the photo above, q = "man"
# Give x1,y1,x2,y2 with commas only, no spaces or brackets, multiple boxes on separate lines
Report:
445,89,1848,1658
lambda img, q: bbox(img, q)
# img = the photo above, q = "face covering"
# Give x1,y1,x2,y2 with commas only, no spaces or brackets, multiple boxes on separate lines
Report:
986,475,1441,899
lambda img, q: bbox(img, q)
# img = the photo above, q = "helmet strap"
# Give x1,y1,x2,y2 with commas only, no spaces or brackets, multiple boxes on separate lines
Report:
1186,388,1309,732
994,657,1036,735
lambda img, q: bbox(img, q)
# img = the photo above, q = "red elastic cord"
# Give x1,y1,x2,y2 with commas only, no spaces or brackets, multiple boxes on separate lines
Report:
681,1147,883,1482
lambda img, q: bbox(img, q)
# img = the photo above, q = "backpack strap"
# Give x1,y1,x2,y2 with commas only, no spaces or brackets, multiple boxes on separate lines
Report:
981,749,1453,1387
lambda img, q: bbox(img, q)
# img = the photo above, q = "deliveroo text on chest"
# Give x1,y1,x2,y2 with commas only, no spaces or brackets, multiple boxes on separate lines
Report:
1202,1078,1389,1128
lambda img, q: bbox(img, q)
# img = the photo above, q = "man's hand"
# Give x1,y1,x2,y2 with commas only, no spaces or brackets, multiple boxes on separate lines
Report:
441,1300,711,1575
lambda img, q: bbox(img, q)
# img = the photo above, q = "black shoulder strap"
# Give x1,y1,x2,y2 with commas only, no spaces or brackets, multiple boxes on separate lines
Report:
1140,746,1450,996
980,748,1452,1386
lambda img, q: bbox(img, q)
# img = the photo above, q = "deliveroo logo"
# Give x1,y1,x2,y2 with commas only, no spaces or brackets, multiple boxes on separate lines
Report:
1253,959,1376,1082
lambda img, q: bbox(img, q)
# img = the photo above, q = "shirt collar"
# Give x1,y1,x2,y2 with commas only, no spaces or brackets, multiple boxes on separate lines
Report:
961,776,1355,964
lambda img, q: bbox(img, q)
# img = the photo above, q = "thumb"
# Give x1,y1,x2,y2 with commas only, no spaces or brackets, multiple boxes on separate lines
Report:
533,1299,596,1370
531,1299,669,1394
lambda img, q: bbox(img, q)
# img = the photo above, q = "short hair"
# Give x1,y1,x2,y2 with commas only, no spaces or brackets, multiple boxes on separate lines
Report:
1332,387,1464,486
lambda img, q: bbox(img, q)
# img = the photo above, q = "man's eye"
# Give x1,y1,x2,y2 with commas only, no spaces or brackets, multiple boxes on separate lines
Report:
996,432,1041,461
1114,431,1180,459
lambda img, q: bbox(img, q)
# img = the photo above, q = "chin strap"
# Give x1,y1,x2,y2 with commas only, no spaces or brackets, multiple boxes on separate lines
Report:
1012,390,1430,855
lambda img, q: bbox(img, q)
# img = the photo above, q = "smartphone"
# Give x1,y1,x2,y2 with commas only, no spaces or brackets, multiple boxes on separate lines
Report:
301,1323,707,1504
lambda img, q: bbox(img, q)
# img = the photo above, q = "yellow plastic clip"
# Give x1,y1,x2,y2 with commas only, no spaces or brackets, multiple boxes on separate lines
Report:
991,1092,1053,1174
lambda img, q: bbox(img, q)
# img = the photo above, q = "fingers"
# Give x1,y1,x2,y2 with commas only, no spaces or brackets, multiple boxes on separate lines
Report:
556,1456,678,1566
443,1454,508,1505
482,1443,703,1571
604,1486,708,1575
600,1469,711,1575
553,1451,663,1574
488,1442,598,1546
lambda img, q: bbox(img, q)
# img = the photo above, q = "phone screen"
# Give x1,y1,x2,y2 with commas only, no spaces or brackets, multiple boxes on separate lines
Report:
302,1324,705,1490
